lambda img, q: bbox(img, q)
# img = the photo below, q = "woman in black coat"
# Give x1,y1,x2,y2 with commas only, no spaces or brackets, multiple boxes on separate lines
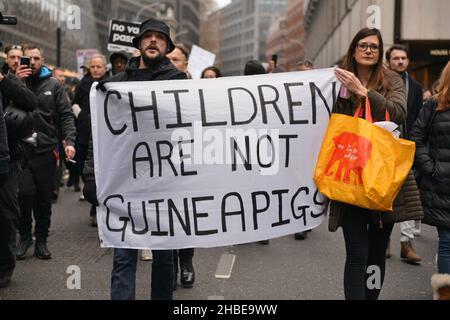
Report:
411,61,450,275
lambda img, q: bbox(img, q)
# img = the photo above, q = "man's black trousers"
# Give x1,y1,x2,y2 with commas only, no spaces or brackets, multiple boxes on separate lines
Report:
0,162,20,278
18,150,57,241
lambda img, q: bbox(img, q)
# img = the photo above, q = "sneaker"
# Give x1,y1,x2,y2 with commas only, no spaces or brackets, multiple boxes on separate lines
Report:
180,260,195,288
140,250,153,261
16,237,33,260
0,275,11,289
34,241,52,260
294,232,308,240
79,194,85,201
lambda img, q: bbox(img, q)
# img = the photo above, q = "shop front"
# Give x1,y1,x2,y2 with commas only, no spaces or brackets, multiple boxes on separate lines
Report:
406,40,450,90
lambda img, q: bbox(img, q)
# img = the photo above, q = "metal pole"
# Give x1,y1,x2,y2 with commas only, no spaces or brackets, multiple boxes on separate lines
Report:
56,0,61,67
394,0,402,44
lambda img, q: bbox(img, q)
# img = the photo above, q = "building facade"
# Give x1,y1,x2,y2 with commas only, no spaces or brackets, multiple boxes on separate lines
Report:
266,16,287,70
266,0,305,72
304,0,450,89
200,9,222,68
110,0,201,50
218,0,289,76
0,0,201,71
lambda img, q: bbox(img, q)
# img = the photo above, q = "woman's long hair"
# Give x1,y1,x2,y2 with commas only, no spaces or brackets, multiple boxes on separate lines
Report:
341,28,388,92
435,61,450,112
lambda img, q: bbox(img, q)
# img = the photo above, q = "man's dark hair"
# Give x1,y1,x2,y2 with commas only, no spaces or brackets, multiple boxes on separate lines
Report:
386,44,409,61
298,59,314,69
244,60,266,76
4,44,22,55
22,43,43,55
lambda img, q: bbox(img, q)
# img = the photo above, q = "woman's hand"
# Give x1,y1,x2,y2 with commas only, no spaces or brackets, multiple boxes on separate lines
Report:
335,68,368,98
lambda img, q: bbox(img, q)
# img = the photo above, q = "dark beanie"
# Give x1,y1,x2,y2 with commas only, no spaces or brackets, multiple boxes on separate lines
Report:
244,60,266,76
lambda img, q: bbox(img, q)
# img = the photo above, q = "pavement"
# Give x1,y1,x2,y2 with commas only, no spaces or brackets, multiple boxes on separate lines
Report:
0,184,438,300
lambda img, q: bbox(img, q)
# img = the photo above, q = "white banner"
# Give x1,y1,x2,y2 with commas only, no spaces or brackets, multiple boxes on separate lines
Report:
90,69,339,250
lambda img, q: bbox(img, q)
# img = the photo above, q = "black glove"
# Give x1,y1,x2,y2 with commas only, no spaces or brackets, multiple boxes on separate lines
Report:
0,172,9,188
83,180,99,206
96,79,110,92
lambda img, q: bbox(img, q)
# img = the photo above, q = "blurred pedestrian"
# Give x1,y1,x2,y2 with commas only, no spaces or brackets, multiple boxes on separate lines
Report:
0,41,38,287
297,59,314,72
109,51,129,76
167,43,191,79
385,44,424,264
411,61,450,294
16,44,76,260
201,66,221,79
244,60,266,76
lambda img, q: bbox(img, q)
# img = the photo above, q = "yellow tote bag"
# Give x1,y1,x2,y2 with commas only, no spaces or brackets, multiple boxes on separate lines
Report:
314,99,415,212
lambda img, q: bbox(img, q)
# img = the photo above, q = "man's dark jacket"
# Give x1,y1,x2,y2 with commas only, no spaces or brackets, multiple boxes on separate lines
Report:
83,57,186,188
0,92,9,179
73,73,109,145
0,73,39,159
404,75,424,139
26,66,76,153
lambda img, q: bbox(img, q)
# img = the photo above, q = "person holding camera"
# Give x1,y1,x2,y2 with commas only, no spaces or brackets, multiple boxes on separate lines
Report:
0,42,39,288
15,44,76,261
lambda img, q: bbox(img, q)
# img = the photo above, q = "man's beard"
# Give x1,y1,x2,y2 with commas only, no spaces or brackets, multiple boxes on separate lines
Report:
395,66,406,74
142,51,165,68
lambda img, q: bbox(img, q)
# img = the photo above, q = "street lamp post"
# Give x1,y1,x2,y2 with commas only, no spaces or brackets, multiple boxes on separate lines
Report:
56,0,61,67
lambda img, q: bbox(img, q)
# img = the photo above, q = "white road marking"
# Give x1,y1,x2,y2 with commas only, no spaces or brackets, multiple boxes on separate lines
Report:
215,254,236,279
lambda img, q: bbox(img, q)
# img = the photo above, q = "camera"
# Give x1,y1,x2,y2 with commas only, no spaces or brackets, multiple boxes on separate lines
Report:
272,54,278,68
